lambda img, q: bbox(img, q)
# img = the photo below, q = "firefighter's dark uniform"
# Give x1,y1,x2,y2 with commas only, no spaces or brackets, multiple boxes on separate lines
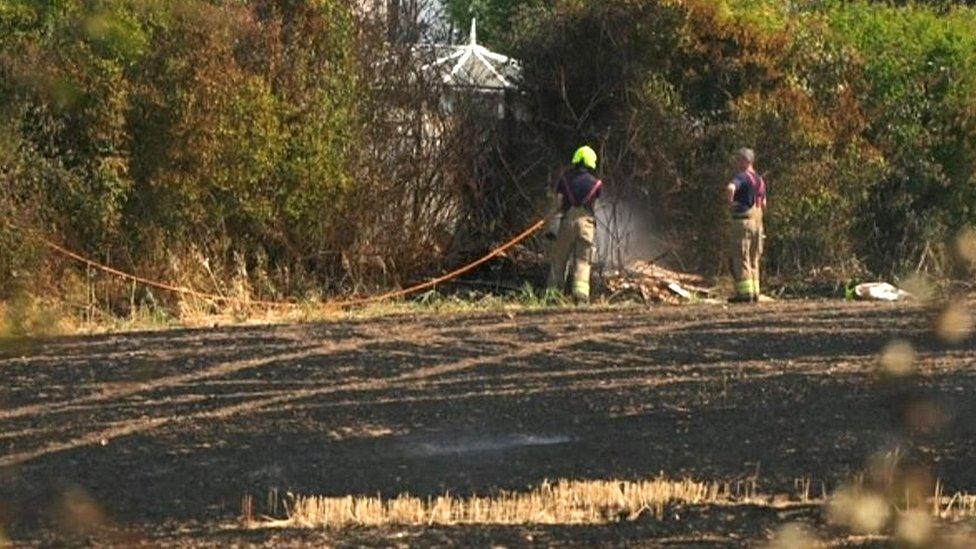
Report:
547,166,602,302
729,170,766,301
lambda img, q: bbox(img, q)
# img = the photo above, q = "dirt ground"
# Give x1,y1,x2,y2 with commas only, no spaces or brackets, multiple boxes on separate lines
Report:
1,300,975,547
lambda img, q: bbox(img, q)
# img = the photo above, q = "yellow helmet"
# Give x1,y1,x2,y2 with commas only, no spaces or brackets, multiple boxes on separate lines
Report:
572,146,598,170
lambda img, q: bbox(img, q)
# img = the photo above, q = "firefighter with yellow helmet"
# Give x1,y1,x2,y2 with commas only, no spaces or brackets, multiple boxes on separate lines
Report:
546,146,603,303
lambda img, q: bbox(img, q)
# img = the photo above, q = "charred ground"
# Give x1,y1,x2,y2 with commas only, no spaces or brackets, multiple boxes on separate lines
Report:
1,300,975,546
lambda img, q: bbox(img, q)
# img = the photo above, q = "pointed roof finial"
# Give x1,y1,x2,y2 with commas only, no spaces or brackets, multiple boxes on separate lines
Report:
469,18,477,46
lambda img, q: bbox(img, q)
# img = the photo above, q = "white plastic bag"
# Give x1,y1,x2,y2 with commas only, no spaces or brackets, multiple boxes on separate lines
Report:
854,282,911,302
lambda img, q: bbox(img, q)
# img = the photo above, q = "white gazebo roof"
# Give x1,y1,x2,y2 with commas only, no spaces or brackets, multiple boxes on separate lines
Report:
420,20,521,91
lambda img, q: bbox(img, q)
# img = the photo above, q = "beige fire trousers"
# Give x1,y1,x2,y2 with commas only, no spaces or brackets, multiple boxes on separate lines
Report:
548,207,596,301
730,207,764,299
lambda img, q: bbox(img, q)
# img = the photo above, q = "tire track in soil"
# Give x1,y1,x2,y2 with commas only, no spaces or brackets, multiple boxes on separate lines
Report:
0,315,613,450
0,316,709,467
0,312,638,424
0,321,483,456
0,303,900,467
274,341,882,416
278,365,843,417
0,327,775,445
0,319,482,423
0,345,336,423
0,315,570,454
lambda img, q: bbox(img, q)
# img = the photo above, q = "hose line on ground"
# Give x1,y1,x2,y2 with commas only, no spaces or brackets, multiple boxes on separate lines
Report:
38,219,547,311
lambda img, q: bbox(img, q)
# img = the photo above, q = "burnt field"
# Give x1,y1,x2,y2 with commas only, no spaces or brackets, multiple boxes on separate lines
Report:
1,300,975,547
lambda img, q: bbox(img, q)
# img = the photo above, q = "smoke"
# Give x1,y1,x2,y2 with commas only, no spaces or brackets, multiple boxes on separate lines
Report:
594,192,666,269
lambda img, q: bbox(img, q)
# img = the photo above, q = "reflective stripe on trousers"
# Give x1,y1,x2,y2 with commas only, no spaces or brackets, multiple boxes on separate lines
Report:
730,208,764,298
547,207,596,301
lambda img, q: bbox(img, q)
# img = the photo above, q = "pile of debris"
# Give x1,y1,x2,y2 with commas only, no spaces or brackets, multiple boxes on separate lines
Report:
604,261,715,304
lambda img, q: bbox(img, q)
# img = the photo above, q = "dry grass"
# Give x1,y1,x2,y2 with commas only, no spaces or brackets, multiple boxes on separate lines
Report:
266,478,772,529
5,290,643,337
933,483,976,521
257,474,976,534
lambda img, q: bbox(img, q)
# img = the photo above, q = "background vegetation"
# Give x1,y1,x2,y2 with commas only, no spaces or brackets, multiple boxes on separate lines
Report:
1,0,975,322
449,0,976,281
0,0,504,322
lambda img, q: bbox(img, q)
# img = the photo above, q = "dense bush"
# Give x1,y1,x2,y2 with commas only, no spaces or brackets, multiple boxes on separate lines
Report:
2,0,975,318
0,0,500,312
831,3,976,274
449,0,976,280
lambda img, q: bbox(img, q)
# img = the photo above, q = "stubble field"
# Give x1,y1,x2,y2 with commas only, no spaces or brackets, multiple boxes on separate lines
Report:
2,300,975,547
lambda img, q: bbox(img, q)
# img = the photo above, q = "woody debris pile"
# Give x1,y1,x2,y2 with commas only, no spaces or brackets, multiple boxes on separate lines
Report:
604,261,714,304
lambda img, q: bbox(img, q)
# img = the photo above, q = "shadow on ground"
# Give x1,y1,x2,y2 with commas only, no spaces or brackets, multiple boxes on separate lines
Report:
1,301,973,546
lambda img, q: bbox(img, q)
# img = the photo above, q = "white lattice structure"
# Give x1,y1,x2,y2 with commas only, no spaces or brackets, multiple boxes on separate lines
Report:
421,19,521,92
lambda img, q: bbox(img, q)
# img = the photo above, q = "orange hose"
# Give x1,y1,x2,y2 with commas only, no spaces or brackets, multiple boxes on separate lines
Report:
41,239,290,308
41,219,546,311
330,219,546,308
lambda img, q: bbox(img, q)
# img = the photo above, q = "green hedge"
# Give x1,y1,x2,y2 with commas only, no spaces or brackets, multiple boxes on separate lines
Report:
3,0,975,310
450,0,976,280
0,0,364,301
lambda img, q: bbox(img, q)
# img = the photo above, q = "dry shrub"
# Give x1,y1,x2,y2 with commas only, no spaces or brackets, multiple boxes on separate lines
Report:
495,0,976,281
1,0,520,320
0,292,66,340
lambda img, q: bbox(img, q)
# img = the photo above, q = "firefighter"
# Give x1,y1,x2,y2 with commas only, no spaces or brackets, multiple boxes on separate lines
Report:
727,148,767,303
546,146,603,303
